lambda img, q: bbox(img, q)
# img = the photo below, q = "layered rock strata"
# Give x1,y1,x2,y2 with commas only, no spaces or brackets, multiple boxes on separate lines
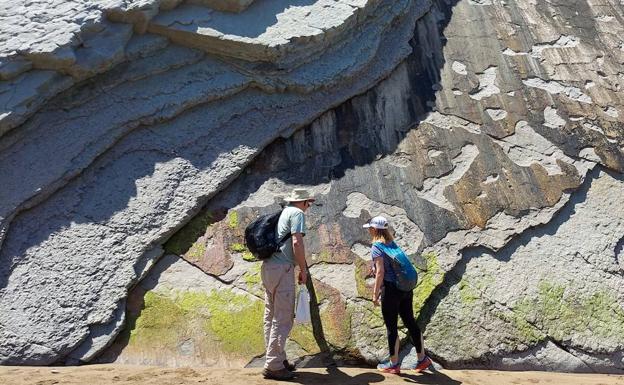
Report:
1,0,623,373
0,0,432,365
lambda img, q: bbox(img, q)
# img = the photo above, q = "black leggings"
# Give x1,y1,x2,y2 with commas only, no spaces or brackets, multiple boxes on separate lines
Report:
381,281,423,357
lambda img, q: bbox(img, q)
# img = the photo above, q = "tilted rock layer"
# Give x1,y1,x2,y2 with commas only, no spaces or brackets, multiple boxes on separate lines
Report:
1,0,623,373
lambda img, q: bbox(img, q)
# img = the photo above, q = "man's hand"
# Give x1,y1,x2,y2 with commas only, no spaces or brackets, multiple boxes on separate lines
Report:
373,293,380,306
298,268,307,285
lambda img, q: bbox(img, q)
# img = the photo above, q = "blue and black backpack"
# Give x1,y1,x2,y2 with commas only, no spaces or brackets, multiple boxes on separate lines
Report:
374,241,418,292
244,210,291,260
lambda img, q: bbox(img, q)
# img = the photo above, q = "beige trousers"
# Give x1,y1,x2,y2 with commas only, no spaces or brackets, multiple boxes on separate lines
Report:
261,262,295,371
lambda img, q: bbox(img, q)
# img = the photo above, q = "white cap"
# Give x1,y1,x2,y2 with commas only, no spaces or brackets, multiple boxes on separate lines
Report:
363,216,389,229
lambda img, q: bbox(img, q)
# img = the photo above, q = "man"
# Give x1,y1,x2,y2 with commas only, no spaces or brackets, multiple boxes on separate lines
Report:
261,188,313,381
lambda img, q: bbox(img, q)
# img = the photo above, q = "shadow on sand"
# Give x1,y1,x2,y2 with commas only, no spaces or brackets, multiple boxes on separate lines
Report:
291,366,462,385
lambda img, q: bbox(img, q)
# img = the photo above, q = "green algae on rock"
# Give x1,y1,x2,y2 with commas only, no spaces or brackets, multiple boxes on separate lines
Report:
164,210,217,255
511,282,624,348
228,211,239,230
4,0,624,371
129,289,265,358
231,242,255,261
242,262,264,296
413,252,444,316
290,324,321,354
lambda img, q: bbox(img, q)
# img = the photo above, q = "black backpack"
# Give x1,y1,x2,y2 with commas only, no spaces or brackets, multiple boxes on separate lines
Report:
244,211,292,260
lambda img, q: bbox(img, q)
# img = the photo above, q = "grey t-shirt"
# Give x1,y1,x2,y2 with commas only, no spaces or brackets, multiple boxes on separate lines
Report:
267,206,305,265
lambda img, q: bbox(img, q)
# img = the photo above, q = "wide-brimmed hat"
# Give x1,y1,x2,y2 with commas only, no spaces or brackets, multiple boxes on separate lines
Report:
363,216,389,229
284,188,316,203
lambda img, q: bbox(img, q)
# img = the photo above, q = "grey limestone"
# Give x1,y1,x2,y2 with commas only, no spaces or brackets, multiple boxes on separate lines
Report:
426,169,624,371
147,0,409,65
1,0,624,373
0,0,433,365
0,58,32,81
186,0,256,13
0,70,74,136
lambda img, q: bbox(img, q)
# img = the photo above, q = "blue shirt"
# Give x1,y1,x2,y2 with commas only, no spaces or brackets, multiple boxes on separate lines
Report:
267,206,305,265
371,241,398,284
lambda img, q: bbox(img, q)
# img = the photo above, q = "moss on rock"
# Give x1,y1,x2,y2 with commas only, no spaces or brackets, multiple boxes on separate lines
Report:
186,241,207,261
320,305,352,348
354,257,373,299
290,324,320,354
164,210,215,255
457,278,480,305
202,290,265,355
129,291,189,349
243,262,263,296
228,211,239,229
413,252,444,316
231,242,255,261
241,251,255,261
312,278,353,349
128,289,265,358
511,281,624,345
493,308,545,345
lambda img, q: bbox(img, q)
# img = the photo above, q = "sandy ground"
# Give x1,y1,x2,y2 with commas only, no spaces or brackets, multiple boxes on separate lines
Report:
1,365,624,385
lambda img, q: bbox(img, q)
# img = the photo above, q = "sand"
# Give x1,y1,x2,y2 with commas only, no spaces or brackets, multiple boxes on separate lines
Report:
1,365,624,385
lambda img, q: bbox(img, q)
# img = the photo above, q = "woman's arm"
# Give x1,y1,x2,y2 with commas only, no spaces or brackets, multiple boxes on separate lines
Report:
373,257,384,306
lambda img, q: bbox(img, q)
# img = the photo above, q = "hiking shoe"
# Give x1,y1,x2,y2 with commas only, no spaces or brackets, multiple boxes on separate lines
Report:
283,360,296,372
377,360,400,374
262,368,295,381
411,356,432,373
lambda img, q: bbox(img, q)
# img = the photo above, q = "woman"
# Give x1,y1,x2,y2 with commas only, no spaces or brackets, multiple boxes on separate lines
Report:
364,216,431,374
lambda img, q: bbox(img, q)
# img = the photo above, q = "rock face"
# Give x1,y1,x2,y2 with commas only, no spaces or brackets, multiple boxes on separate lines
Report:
1,0,623,373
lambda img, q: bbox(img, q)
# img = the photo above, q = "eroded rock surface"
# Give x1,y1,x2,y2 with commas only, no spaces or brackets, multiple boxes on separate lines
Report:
0,0,432,365
1,0,623,372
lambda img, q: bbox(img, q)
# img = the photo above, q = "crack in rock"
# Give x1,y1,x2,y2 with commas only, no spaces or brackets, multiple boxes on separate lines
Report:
523,77,593,104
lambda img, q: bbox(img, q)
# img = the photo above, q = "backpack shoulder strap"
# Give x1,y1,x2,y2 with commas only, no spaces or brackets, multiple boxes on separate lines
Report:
372,241,390,254
278,232,292,245
275,209,292,247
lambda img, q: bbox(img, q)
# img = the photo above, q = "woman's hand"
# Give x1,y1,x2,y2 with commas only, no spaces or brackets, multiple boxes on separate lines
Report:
373,292,380,306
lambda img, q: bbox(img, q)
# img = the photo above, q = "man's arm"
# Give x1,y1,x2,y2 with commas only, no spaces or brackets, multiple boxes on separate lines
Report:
292,233,307,284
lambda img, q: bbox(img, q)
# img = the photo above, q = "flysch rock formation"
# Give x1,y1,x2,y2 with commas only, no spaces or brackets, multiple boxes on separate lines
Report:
1,0,623,373
0,0,431,365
